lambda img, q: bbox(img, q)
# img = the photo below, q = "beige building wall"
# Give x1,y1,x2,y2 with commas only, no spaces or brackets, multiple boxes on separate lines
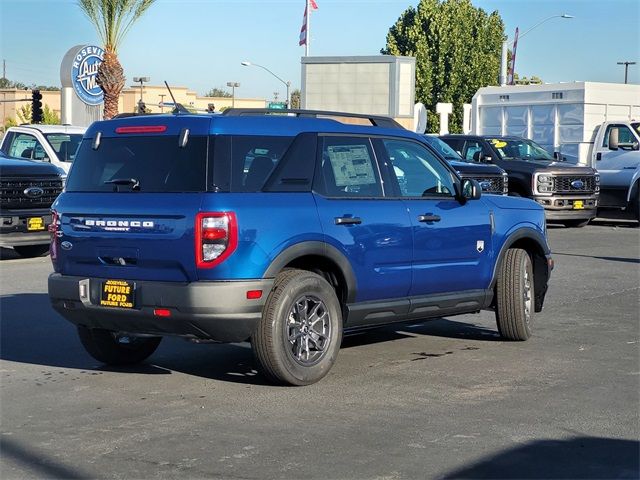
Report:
1,86,266,133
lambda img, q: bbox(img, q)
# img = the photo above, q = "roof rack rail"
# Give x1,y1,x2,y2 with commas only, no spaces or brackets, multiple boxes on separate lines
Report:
222,108,404,130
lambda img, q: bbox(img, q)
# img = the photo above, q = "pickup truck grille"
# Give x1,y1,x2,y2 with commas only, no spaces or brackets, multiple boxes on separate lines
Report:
462,175,507,195
0,177,63,209
552,175,596,194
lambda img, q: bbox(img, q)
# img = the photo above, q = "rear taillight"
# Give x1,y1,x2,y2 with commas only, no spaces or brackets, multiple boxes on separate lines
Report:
49,209,59,261
195,212,237,268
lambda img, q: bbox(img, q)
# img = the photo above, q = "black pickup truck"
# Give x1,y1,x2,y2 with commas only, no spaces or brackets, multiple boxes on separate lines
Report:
440,135,599,227
0,152,64,257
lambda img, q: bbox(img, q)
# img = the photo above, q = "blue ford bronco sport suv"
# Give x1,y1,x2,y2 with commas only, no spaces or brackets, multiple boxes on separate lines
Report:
48,108,553,385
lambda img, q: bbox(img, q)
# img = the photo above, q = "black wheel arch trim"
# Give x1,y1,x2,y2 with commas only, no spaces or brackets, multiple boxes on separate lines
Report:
490,227,551,312
263,241,357,303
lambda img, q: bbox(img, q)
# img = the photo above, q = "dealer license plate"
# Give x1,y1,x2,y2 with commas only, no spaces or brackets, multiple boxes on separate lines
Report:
573,200,584,210
100,280,135,309
27,217,45,231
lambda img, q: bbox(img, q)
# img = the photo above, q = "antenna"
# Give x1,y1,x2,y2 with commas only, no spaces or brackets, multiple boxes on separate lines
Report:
164,80,190,114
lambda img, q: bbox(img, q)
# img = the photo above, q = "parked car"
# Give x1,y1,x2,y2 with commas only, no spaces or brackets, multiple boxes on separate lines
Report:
0,151,64,257
440,135,599,227
422,134,508,195
48,108,553,385
591,121,639,223
0,124,86,174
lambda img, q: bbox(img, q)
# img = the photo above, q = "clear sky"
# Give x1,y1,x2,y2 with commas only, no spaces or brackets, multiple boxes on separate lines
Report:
1,0,638,100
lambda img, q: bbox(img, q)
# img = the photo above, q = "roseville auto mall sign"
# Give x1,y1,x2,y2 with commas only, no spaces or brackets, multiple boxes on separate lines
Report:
71,45,104,106
60,44,104,126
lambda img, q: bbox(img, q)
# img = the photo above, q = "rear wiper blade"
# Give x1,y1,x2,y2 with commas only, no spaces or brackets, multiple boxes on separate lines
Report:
104,178,140,191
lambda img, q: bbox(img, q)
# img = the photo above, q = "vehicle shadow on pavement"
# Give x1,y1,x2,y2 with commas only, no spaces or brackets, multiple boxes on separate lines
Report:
0,436,91,479
342,318,500,349
1,293,498,385
442,436,639,479
553,252,640,264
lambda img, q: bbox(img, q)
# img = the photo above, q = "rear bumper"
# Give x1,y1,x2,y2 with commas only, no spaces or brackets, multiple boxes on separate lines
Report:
0,231,50,247
48,274,274,343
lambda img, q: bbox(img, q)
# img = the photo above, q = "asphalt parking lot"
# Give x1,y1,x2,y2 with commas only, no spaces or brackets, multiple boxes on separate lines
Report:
1,220,638,479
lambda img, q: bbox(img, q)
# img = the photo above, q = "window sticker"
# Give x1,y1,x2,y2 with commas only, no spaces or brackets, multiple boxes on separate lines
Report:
490,139,508,149
327,145,377,187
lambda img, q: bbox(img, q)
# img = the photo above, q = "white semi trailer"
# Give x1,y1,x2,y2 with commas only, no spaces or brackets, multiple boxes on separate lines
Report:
471,82,640,220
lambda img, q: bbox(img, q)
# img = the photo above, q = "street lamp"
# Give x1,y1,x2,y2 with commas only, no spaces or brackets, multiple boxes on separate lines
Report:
617,62,637,84
500,14,573,86
241,61,291,108
132,76,150,101
226,81,240,107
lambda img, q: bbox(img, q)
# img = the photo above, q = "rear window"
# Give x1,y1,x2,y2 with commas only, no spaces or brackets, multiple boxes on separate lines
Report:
66,136,208,193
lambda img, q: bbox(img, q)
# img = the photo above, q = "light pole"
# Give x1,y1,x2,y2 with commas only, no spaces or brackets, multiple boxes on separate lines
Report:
159,93,165,112
226,81,240,107
617,62,636,84
132,76,150,101
500,14,573,86
241,61,291,108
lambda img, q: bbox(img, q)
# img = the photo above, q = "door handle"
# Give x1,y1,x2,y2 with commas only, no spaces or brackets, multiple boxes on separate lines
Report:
335,217,362,225
596,152,602,161
418,214,441,223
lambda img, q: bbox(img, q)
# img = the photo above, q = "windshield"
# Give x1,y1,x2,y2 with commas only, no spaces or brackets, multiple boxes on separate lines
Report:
487,138,555,162
422,135,465,162
45,133,83,162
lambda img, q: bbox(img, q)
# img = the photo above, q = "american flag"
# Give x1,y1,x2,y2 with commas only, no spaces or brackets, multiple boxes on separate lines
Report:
299,0,318,47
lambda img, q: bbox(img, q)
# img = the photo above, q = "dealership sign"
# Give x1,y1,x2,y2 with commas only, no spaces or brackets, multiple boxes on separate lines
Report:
71,45,104,106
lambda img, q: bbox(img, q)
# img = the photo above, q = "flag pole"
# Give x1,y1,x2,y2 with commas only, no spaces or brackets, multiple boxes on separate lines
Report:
305,0,310,56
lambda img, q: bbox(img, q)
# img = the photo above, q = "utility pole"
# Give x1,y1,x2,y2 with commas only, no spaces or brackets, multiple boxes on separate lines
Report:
617,61,637,84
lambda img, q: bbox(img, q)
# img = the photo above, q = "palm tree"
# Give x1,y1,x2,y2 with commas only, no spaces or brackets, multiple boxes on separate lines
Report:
78,0,156,119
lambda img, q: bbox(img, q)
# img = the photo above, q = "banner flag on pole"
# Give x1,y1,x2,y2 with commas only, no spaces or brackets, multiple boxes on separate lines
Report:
507,27,519,85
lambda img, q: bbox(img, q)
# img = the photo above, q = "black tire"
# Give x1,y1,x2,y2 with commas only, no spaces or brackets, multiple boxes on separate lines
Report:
78,326,161,366
252,269,343,386
495,248,534,341
13,244,49,258
562,219,590,228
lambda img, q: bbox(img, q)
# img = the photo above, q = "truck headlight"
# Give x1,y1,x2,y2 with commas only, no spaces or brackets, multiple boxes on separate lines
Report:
535,172,553,195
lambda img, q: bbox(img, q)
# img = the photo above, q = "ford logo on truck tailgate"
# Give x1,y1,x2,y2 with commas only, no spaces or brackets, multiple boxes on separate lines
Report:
24,187,44,198
571,180,584,189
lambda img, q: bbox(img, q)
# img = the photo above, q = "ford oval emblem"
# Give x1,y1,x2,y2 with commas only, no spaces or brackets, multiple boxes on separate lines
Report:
479,181,492,191
24,187,44,198
61,241,73,251
571,180,584,189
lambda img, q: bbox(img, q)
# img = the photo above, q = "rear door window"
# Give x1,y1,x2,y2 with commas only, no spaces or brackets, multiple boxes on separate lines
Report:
66,135,208,193
314,136,383,198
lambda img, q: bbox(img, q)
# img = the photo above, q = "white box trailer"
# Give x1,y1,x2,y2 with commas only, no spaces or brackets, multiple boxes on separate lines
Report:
471,82,640,166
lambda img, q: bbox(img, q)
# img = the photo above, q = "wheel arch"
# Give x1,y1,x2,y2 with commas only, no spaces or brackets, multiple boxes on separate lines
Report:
263,241,357,304
491,228,551,312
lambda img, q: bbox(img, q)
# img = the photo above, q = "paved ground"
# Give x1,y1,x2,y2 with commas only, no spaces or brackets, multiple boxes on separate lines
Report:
1,220,638,479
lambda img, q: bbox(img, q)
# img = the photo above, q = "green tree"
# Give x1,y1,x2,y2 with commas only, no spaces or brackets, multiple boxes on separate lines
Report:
290,89,301,109
382,0,504,133
78,0,157,119
514,73,543,85
16,104,61,125
204,87,232,98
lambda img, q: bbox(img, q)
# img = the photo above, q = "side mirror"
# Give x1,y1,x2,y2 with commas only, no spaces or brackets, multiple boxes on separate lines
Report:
460,178,482,201
482,155,492,162
608,127,619,150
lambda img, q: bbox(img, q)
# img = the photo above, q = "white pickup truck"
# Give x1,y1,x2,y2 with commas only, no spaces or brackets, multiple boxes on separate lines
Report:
0,124,86,174
592,121,640,222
